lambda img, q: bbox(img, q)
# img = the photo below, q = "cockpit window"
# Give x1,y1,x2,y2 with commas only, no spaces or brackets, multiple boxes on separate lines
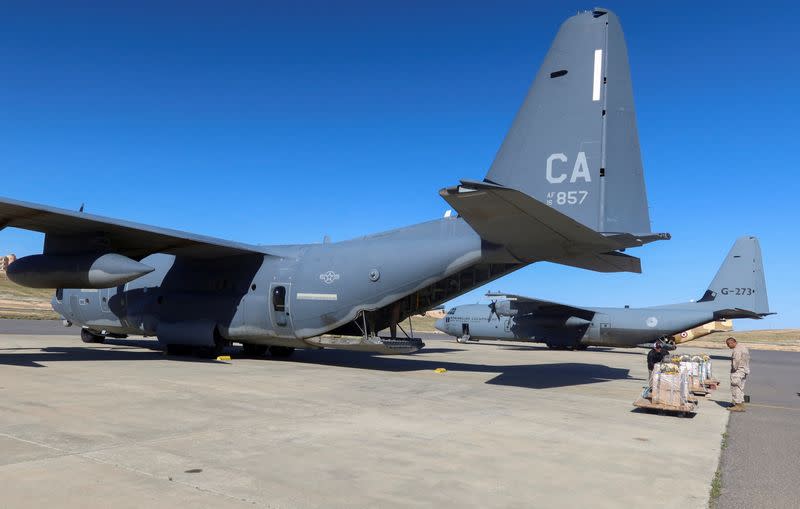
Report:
447,308,456,315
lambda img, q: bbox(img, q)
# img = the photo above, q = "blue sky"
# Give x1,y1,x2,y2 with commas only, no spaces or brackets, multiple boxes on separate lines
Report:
2,1,798,330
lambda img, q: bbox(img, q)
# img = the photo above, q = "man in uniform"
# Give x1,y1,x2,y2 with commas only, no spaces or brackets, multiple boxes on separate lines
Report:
726,336,750,412
647,341,667,387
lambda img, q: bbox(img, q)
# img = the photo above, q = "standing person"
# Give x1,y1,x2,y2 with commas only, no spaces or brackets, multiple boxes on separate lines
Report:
647,341,667,387
726,336,750,412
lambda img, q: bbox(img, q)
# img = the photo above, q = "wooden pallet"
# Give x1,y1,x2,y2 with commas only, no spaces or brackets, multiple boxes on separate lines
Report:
633,397,697,416
691,386,710,397
703,379,720,390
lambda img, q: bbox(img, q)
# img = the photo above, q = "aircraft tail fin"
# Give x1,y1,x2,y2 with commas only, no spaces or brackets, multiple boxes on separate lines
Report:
698,236,772,318
483,8,650,234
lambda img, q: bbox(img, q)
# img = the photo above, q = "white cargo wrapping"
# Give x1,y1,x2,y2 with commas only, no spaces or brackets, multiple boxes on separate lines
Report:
652,370,689,406
701,355,713,381
680,361,703,391
682,361,700,377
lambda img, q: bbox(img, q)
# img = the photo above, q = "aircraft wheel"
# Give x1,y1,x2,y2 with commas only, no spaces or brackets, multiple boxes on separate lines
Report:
165,344,192,356
80,329,105,344
242,343,268,357
269,346,295,358
457,335,470,344
575,344,589,351
194,341,228,359
194,329,231,358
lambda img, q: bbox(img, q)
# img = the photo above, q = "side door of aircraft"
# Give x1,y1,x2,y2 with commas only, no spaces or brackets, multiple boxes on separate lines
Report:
270,283,294,337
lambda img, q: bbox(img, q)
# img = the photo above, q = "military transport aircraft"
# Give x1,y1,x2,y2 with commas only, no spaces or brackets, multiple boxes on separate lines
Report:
436,237,772,349
0,8,668,357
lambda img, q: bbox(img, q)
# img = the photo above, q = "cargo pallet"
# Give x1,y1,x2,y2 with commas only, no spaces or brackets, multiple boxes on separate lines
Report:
690,386,710,397
633,397,697,417
703,378,720,390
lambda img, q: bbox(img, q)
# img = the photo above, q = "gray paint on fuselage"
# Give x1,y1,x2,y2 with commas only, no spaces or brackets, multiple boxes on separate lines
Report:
438,303,715,348
437,236,772,348
52,217,487,346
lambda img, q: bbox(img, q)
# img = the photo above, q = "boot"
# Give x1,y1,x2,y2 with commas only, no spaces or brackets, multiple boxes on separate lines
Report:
727,403,746,412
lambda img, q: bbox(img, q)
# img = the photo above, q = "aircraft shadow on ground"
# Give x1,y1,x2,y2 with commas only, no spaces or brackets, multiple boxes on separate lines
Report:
292,349,636,390
0,341,635,389
0,340,217,368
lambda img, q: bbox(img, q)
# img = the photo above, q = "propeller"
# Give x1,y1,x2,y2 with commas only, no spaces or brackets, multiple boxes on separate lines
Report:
488,299,500,321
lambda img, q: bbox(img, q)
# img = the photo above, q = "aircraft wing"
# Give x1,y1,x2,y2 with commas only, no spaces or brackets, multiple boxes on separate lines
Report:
0,196,268,259
487,292,596,321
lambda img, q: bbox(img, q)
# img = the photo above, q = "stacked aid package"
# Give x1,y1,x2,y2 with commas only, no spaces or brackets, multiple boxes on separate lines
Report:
652,363,690,406
673,354,714,391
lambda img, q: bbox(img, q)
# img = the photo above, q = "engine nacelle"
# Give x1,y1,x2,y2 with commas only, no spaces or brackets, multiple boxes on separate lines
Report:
7,253,154,289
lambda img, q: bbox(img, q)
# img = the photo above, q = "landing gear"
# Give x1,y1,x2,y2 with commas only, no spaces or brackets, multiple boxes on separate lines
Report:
80,328,105,344
166,343,226,358
242,343,268,357
165,344,193,356
195,344,225,359
456,334,471,344
546,343,588,351
269,346,295,358
164,329,229,358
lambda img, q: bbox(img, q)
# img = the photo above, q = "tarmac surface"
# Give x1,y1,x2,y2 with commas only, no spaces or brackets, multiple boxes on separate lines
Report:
717,350,800,509
0,327,732,508
0,319,65,335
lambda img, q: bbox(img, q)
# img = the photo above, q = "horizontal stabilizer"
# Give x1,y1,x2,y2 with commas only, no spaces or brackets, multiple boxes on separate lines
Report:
553,251,641,274
440,180,666,266
713,308,774,320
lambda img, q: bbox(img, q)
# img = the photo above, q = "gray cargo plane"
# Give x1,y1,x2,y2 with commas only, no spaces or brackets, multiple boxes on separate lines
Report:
0,9,669,357
436,237,772,349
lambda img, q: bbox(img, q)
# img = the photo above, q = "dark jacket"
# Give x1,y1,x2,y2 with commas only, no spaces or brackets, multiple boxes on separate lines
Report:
647,348,667,371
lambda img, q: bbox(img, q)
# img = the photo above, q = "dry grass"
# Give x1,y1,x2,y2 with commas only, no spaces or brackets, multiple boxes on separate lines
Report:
689,329,800,351
0,272,60,319
409,315,441,333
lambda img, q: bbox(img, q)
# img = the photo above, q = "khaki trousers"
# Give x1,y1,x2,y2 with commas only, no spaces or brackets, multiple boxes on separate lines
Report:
731,371,747,404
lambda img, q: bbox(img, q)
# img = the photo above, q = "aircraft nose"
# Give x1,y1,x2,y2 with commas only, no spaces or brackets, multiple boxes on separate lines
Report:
434,318,446,333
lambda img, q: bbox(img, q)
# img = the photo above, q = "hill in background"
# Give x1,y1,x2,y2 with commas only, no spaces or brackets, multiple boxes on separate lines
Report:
0,272,59,319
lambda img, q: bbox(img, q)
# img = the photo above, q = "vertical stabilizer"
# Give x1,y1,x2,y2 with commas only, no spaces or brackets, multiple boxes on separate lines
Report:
699,236,771,316
484,8,650,233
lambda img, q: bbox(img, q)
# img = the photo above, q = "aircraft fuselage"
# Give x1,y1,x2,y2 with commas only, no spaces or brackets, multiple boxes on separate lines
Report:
52,218,521,350
437,303,715,348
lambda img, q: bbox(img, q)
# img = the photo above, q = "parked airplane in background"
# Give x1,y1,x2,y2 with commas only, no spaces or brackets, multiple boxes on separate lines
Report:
436,237,772,349
1,9,668,357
